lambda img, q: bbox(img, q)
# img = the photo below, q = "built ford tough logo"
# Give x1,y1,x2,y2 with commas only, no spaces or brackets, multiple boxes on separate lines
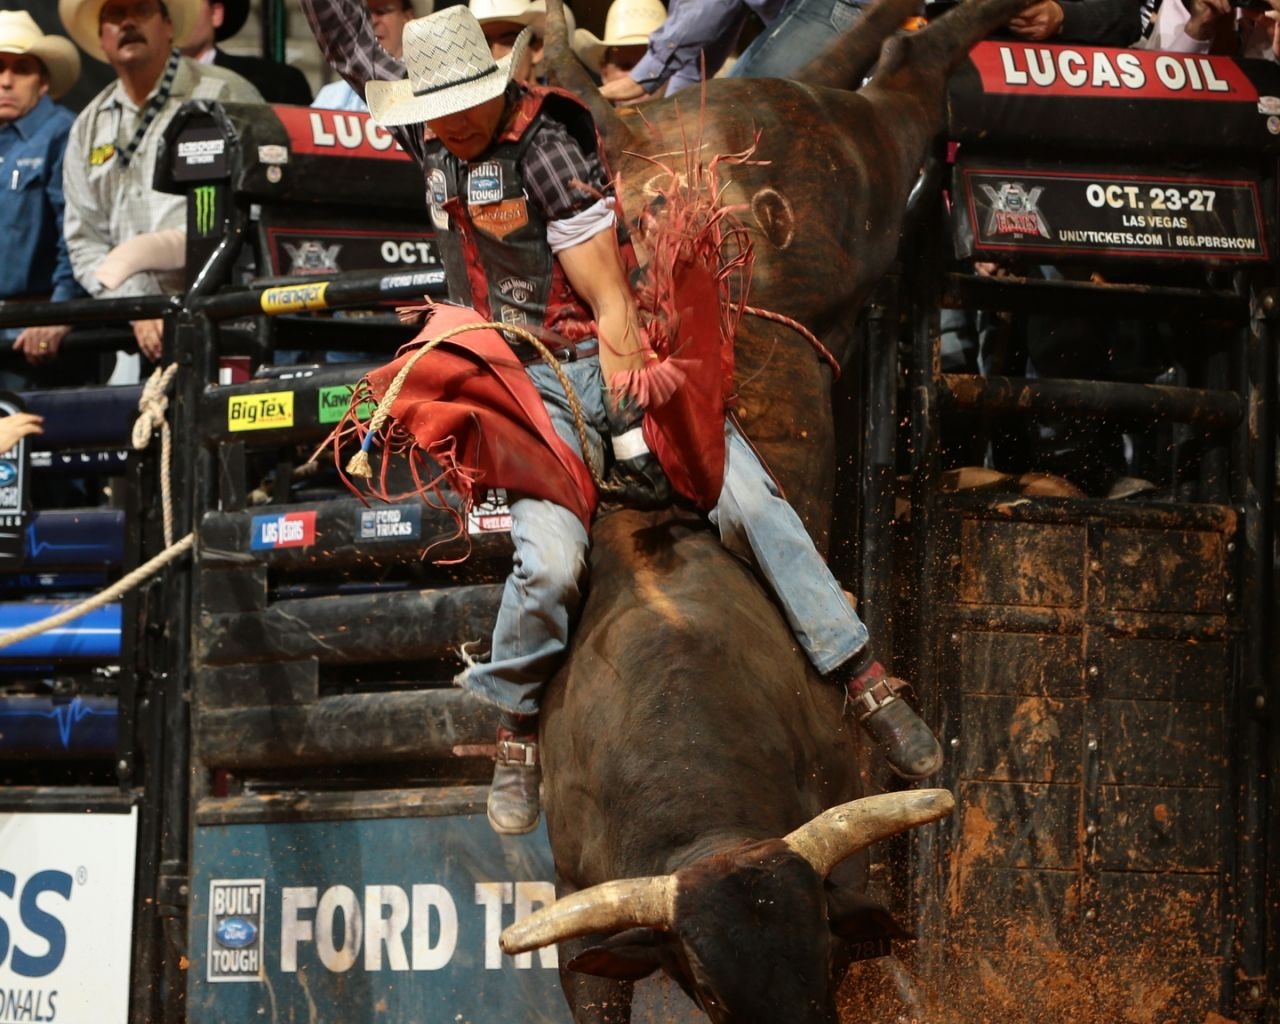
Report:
207,879,266,982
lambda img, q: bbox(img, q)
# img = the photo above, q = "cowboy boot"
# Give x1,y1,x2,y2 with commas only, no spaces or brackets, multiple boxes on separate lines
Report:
487,726,542,835
845,660,943,781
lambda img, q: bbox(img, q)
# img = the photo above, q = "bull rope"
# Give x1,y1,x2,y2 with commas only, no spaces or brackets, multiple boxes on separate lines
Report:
736,304,840,378
0,365,195,652
345,318,611,492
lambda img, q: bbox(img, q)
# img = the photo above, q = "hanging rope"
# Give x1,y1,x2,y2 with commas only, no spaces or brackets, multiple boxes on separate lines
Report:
0,365,194,652
132,362,180,548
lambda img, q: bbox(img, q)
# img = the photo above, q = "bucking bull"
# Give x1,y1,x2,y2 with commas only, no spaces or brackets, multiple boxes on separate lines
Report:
479,0,1037,1020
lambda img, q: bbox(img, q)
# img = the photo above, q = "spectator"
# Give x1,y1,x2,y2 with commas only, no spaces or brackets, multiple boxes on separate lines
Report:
0,11,98,388
299,0,943,834
180,0,314,104
312,0,428,110
573,0,667,87
599,0,785,102
1142,0,1280,57
726,0,868,79
1005,0,1144,45
56,0,261,380
470,0,576,85
0,411,43,452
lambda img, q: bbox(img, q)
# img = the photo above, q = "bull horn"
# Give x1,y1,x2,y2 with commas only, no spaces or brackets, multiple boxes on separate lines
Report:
783,789,954,878
500,876,678,954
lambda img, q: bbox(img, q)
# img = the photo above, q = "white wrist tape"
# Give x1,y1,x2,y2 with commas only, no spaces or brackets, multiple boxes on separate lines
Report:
611,427,650,462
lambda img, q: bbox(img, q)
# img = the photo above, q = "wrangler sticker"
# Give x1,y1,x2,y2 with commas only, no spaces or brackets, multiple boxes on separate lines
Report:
260,282,329,314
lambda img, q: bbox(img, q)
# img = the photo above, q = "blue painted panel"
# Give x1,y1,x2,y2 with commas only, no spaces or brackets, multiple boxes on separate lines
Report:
188,813,576,1023
0,696,117,755
0,602,120,660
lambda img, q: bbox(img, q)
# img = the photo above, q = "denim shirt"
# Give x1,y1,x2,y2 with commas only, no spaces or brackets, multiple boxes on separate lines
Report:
0,94,82,304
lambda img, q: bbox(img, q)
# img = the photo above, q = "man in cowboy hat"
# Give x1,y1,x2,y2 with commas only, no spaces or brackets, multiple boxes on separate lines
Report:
469,0,575,83
53,0,261,380
573,0,666,87
181,0,313,104
302,0,941,834
0,11,100,386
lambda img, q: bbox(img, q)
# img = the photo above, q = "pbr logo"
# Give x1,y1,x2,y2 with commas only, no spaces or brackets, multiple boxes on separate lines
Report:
207,878,265,983
283,240,342,275
980,182,1051,238
467,162,503,204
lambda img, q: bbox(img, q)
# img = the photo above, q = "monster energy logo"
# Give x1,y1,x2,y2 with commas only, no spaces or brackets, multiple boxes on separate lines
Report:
194,185,218,237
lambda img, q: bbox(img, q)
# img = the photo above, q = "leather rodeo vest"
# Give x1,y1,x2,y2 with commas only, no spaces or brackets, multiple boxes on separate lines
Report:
423,87,620,349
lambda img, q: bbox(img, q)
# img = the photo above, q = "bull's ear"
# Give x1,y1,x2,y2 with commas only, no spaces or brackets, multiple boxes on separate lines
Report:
566,928,664,981
826,889,914,943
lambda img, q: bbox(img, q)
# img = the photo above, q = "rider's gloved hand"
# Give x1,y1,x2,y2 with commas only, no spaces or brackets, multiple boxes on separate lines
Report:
604,394,673,509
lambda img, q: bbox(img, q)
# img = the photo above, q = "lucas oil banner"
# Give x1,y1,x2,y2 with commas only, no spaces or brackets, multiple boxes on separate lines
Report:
188,809,575,1023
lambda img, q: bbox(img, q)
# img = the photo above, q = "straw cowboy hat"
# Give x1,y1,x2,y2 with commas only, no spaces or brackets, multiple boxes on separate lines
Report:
59,0,199,63
0,11,81,99
573,0,664,73
366,6,530,127
469,0,574,36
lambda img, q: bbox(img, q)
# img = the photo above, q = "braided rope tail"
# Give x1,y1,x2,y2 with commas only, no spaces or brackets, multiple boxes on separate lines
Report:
345,320,624,500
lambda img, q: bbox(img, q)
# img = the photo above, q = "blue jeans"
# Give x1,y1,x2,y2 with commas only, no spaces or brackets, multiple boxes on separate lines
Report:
457,354,868,716
727,0,869,79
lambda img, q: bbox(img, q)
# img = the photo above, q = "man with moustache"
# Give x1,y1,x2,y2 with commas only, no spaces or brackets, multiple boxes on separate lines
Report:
55,0,260,379
0,11,99,387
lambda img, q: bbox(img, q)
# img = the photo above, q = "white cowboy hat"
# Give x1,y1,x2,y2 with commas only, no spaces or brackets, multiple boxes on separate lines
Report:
366,6,530,127
0,11,81,98
59,0,199,64
468,0,574,36
572,0,663,72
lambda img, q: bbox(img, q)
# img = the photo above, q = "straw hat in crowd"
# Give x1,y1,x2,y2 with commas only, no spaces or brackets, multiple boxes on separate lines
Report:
0,10,82,98
573,0,665,74
58,0,199,62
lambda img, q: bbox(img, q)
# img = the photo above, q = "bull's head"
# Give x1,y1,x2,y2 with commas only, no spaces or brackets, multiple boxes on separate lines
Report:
502,789,953,1022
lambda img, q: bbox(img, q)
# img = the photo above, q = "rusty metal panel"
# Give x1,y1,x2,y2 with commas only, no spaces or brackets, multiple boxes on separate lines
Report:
1097,784,1223,872
960,694,1083,783
892,952,1222,1024
1092,527,1230,615
954,631,1085,697
1090,871,1220,958
953,781,1080,871
943,866,1080,951
1097,698,1226,787
956,519,1085,607
1092,635,1230,702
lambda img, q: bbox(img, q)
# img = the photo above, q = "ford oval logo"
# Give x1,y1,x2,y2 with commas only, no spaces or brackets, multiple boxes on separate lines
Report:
215,916,258,948
472,175,499,192
0,462,15,486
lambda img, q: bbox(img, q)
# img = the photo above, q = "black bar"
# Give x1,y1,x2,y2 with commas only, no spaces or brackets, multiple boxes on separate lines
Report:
940,373,1244,429
943,271,1250,322
0,293,175,330
194,688,498,770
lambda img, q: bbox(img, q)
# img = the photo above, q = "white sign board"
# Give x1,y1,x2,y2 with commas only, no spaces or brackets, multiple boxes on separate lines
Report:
0,809,138,1024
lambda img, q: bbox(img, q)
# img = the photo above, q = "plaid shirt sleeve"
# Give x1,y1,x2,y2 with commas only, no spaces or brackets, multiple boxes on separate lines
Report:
521,118,610,224
297,0,406,96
